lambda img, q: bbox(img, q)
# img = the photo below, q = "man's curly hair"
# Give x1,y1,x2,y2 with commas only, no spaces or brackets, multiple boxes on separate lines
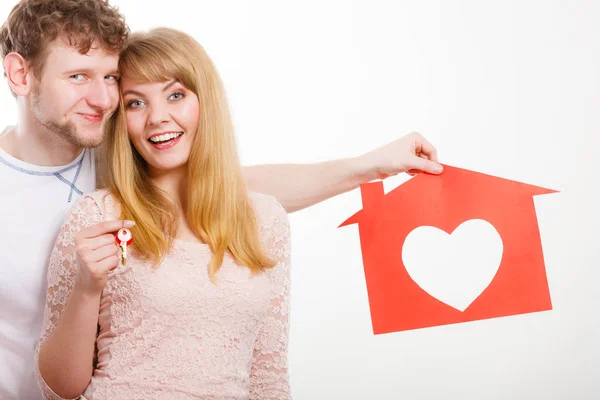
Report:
0,0,130,77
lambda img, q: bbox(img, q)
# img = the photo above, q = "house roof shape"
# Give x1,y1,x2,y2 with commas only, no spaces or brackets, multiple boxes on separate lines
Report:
339,164,558,229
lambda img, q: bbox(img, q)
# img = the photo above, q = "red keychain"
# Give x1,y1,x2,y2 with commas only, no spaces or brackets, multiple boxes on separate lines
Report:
115,226,133,266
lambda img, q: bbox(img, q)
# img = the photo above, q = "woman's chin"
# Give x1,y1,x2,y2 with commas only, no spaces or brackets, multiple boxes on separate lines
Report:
147,160,189,176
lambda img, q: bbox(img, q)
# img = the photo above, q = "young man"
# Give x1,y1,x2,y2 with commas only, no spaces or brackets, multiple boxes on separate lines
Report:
0,0,442,398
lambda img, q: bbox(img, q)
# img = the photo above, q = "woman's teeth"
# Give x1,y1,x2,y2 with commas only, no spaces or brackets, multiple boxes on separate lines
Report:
149,132,183,143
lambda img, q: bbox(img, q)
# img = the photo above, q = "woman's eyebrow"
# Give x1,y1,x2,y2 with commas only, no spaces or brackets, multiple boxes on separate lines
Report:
162,79,178,92
122,89,144,97
122,80,179,98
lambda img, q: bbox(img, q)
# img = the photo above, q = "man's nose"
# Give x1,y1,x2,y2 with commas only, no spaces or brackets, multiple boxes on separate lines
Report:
87,79,116,111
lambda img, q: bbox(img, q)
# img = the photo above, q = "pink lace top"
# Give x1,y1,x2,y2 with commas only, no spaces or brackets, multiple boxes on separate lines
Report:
35,190,292,399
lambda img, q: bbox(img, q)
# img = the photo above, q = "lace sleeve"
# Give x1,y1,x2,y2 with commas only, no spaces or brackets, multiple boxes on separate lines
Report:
34,196,104,400
249,200,292,400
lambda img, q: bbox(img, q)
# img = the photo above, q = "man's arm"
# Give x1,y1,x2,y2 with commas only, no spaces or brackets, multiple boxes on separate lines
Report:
243,158,368,214
243,132,443,213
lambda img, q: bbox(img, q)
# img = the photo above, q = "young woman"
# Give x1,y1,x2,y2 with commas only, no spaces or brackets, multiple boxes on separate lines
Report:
36,27,291,399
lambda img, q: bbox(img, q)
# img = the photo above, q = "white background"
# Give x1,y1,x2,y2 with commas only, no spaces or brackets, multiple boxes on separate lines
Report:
1,1,599,399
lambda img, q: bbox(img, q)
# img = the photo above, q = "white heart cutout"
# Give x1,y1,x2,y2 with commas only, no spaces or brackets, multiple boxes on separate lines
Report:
401,219,503,312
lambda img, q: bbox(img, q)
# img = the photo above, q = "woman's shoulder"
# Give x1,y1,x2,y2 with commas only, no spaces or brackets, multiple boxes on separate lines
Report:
78,189,122,220
247,192,291,262
247,191,289,230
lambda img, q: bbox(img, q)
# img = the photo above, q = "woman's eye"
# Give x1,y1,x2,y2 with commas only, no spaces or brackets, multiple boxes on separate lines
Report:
169,92,185,101
70,74,85,81
126,100,144,108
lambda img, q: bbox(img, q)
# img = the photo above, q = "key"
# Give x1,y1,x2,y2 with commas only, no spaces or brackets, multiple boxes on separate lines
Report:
120,241,127,266
115,228,133,266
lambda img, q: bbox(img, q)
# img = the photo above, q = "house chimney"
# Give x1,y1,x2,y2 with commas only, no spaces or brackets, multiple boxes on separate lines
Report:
338,181,386,227
360,181,385,211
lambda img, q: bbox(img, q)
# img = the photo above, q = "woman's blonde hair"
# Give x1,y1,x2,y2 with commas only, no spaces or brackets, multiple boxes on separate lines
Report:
104,27,275,280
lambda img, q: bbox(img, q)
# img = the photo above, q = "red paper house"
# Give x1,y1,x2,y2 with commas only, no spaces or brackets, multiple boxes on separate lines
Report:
339,164,558,334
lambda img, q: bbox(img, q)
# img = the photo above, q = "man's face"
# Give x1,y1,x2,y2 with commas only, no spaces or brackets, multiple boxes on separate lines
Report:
30,38,120,148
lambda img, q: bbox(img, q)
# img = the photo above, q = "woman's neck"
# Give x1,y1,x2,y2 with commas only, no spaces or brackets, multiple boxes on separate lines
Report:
149,166,201,243
149,166,188,210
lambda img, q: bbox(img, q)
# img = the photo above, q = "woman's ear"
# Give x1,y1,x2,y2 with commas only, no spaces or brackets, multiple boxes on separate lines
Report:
3,52,33,96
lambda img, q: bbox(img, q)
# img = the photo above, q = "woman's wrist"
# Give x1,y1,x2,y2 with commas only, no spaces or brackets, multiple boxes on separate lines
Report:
72,279,103,305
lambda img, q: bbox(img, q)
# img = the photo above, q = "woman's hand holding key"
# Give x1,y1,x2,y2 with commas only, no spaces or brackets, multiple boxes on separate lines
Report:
75,220,135,296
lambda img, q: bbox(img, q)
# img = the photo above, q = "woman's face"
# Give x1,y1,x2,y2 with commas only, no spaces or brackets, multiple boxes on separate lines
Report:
121,77,200,175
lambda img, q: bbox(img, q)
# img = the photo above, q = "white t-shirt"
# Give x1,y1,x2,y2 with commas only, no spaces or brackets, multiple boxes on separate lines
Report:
0,138,96,399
